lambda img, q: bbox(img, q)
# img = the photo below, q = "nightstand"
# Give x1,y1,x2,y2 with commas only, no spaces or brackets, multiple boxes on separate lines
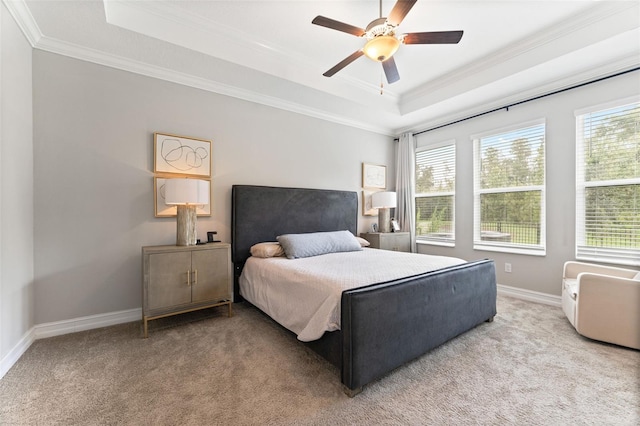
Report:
141,243,232,337
360,232,411,252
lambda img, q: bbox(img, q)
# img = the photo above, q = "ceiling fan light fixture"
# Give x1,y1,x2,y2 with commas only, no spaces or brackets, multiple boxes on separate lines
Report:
363,36,400,62
312,0,461,81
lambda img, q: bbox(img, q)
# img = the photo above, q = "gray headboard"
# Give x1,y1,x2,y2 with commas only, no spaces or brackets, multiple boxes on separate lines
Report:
231,185,358,300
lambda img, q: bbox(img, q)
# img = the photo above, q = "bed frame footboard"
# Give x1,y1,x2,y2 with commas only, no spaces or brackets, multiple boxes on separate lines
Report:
340,259,497,393
231,185,498,396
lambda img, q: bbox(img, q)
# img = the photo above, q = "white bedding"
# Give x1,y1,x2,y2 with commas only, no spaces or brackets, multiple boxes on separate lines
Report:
239,248,466,342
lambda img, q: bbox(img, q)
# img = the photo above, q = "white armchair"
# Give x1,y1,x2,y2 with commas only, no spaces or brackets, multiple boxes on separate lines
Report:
562,261,640,350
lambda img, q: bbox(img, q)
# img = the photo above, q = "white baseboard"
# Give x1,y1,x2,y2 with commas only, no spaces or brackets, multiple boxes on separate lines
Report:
498,284,561,307
1,308,141,379
3,287,556,379
0,328,35,379
34,308,142,339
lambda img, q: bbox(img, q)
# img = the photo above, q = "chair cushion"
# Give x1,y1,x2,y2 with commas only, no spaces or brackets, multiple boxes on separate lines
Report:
563,278,578,300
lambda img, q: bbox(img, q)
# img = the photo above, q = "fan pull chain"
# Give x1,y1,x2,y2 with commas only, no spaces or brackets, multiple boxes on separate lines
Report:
380,72,384,95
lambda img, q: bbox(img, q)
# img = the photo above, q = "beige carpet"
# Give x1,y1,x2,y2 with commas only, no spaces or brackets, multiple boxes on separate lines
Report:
1,296,638,425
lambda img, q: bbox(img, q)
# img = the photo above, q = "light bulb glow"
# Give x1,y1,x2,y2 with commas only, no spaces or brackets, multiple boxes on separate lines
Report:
363,36,400,62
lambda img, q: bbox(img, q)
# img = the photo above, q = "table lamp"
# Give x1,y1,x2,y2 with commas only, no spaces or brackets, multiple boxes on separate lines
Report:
164,178,209,246
371,191,396,233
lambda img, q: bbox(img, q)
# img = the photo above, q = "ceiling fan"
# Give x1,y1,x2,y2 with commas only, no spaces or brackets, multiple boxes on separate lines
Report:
312,0,463,84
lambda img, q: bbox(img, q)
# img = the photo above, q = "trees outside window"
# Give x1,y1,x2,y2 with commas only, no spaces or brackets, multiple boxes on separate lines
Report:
473,121,546,254
576,99,639,266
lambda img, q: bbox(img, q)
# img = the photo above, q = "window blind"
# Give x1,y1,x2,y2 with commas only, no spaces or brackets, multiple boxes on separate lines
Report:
473,122,546,254
575,99,640,266
415,143,455,244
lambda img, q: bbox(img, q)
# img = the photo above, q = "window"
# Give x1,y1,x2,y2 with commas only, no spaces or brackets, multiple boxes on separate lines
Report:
415,142,455,245
576,98,639,266
473,121,546,254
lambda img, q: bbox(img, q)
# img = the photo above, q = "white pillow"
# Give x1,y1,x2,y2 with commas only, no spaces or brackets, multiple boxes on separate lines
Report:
633,271,640,281
277,230,362,259
250,242,285,258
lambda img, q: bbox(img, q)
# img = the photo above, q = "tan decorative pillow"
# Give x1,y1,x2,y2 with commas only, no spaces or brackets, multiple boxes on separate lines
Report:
250,242,285,258
356,237,371,247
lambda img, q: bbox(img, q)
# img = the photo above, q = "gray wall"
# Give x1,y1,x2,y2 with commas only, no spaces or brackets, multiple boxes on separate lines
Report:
415,71,640,296
32,51,393,324
0,3,34,366
4,5,638,359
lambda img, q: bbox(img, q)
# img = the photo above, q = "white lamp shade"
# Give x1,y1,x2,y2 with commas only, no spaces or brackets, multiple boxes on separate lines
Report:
164,178,209,205
371,191,396,209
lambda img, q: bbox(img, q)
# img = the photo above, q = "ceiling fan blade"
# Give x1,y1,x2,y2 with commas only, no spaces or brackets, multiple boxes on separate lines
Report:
387,0,417,26
312,16,365,37
323,50,365,77
382,57,400,84
403,31,464,44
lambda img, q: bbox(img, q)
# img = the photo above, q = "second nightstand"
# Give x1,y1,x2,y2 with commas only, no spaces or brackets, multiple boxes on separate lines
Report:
360,232,410,252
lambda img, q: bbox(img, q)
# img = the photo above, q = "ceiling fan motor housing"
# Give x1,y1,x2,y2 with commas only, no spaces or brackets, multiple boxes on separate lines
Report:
363,17,400,62
365,17,395,37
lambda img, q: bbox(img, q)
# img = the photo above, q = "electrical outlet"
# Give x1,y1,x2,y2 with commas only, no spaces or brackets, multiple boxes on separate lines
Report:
505,263,512,273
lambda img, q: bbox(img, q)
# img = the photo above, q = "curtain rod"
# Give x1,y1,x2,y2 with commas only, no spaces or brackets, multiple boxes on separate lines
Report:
395,66,640,140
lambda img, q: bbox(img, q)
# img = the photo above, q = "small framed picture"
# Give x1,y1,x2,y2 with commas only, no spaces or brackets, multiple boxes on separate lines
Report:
391,220,400,232
362,163,386,189
371,223,378,233
362,190,378,216
154,132,212,177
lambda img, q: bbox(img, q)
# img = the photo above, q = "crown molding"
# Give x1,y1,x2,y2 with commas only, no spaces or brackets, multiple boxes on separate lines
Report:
2,0,42,46
32,35,393,136
401,1,639,110
4,0,393,135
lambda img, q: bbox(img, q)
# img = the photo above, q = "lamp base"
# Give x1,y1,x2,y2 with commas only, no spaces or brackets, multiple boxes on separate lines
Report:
176,205,197,246
378,207,391,233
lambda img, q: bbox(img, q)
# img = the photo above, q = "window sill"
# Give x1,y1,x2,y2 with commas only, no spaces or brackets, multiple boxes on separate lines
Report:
577,255,640,268
474,244,546,256
417,240,455,248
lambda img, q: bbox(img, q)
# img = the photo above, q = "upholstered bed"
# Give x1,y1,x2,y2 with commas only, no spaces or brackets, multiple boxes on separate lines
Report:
231,184,497,396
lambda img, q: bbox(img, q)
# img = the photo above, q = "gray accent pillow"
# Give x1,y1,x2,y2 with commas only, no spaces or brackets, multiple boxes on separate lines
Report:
277,230,362,259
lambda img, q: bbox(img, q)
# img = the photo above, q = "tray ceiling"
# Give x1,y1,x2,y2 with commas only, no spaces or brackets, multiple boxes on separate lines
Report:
9,0,640,135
